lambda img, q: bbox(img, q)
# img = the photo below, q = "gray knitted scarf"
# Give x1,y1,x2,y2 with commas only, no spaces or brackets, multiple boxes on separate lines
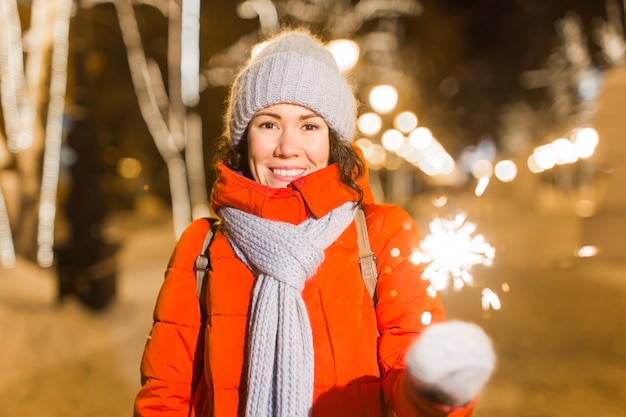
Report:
219,202,356,417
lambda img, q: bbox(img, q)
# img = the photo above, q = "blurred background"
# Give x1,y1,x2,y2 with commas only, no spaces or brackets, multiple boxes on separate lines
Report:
1,1,625,416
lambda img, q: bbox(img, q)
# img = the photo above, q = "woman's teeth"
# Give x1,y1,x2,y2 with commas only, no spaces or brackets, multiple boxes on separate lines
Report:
272,168,304,177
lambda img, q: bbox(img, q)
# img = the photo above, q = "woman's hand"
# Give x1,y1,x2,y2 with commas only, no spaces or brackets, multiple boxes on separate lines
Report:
405,320,496,407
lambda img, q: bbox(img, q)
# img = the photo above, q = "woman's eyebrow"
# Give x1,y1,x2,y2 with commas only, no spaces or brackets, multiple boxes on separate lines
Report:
252,111,321,120
299,113,321,120
253,111,281,119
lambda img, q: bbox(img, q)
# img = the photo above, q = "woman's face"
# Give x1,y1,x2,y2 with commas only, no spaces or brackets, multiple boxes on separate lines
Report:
247,103,330,188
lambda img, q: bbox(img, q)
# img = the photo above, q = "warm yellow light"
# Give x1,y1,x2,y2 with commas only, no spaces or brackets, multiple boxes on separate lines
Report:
552,138,578,165
574,199,596,217
572,127,599,159
394,111,418,133
575,245,598,257
470,159,493,179
366,143,387,170
419,153,455,176
381,129,404,151
408,127,433,149
369,85,398,114
327,39,360,72
118,157,142,179
396,141,417,159
533,145,556,170
494,160,517,182
527,154,543,173
355,138,373,159
357,112,382,136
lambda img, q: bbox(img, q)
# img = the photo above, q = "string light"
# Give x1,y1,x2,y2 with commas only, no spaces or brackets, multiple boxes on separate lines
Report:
0,0,33,152
0,189,16,268
37,0,73,267
114,0,192,238
181,0,200,107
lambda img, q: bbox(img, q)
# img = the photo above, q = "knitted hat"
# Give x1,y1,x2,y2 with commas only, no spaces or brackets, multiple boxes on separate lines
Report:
225,30,357,146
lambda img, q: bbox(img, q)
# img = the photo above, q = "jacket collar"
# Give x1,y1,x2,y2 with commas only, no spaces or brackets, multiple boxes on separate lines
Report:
211,162,374,224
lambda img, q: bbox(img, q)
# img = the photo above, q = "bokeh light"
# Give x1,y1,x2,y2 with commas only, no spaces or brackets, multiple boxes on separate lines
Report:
408,127,433,149
357,112,383,136
572,127,599,158
118,157,142,179
470,159,493,179
369,85,398,114
527,154,543,173
576,245,599,257
327,39,360,71
533,144,557,170
494,160,518,182
394,111,418,133
381,129,404,151
552,137,578,165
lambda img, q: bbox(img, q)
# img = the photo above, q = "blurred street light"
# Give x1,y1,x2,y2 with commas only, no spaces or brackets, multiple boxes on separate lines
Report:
327,39,360,72
494,160,518,182
552,137,578,164
357,112,383,136
381,129,404,151
369,84,398,114
572,127,599,158
409,127,433,149
528,127,599,173
394,111,418,133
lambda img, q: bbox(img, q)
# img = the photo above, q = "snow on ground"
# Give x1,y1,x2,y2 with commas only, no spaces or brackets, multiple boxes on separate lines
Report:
0,211,175,417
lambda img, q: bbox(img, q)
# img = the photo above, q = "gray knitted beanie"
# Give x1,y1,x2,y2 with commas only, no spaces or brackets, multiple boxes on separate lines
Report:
225,30,357,146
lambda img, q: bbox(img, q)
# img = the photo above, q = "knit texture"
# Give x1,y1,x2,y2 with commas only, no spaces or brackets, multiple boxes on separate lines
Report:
219,202,356,417
226,30,357,146
406,320,496,406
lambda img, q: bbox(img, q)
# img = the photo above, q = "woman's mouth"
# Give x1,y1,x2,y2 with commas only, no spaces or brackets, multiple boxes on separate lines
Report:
271,168,305,178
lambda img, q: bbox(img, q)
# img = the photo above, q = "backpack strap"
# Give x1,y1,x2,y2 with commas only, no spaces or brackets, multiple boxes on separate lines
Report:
194,219,220,316
355,208,378,301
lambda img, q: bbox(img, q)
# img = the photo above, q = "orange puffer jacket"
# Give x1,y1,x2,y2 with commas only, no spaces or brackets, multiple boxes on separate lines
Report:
134,163,475,417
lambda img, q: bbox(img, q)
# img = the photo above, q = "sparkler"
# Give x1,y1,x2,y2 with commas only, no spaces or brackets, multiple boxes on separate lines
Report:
411,213,496,299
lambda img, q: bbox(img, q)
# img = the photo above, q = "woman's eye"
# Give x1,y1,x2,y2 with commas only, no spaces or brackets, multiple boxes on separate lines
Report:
303,123,318,131
259,121,276,129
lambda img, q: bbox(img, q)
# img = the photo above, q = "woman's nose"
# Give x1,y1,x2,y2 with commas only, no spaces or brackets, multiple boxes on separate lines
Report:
276,128,299,157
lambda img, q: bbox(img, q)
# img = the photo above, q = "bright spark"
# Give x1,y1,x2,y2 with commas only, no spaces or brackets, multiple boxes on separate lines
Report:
481,288,501,311
412,213,495,297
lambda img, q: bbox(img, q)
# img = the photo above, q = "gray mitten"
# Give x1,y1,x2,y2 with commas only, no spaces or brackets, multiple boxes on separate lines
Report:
405,320,496,406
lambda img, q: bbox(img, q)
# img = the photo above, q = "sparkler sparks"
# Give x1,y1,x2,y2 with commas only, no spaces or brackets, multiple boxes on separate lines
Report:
411,213,496,299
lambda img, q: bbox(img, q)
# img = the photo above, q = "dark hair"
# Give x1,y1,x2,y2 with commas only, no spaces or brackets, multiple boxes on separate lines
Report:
213,130,365,206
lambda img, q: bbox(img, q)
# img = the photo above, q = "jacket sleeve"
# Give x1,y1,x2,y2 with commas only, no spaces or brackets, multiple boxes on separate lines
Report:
366,205,476,417
134,219,211,417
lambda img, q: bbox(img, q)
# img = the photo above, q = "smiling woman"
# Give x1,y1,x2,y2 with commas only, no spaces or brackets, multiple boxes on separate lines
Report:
134,28,495,417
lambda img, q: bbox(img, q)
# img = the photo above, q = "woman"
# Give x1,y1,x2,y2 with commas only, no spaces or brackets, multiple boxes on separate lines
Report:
134,29,495,417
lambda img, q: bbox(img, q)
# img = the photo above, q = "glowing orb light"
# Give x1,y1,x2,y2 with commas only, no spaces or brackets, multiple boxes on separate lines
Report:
327,39,360,72
411,213,495,297
369,85,398,114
